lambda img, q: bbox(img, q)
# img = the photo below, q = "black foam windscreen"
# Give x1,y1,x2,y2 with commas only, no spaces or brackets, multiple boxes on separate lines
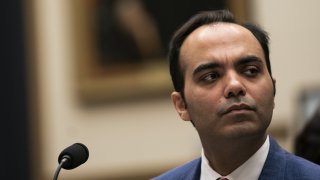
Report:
58,143,89,170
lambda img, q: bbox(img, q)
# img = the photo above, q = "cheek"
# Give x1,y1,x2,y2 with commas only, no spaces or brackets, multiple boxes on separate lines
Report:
185,84,220,107
252,79,275,111
184,86,222,120
258,94,274,115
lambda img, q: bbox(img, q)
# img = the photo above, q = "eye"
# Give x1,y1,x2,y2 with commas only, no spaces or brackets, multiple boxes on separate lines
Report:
200,72,220,83
243,66,260,77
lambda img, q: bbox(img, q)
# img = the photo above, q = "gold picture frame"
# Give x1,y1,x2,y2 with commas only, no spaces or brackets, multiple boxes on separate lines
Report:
71,0,249,104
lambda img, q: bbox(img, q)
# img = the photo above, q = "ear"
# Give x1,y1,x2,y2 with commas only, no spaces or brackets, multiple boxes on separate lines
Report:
272,78,276,96
272,78,276,108
171,91,191,121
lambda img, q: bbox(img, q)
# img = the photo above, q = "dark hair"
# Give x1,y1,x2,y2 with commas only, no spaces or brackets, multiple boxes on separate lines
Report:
168,10,272,98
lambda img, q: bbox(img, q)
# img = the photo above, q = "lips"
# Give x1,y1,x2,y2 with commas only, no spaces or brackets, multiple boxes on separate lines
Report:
223,103,255,115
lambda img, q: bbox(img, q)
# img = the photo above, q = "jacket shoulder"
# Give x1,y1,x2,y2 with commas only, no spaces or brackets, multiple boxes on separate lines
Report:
260,137,320,179
285,152,320,178
152,158,201,180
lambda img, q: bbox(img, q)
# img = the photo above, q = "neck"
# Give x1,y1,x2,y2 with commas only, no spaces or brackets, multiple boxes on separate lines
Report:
202,134,267,176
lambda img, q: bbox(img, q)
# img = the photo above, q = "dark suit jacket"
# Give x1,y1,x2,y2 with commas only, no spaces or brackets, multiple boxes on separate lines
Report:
153,137,320,180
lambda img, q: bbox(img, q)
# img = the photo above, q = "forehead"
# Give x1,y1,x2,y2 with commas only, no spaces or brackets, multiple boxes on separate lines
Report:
179,23,264,69
182,23,259,49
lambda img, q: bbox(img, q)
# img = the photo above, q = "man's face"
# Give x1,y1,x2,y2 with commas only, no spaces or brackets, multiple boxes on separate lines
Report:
172,23,275,142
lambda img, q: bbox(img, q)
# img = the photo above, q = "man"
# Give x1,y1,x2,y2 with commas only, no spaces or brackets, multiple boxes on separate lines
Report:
154,10,320,180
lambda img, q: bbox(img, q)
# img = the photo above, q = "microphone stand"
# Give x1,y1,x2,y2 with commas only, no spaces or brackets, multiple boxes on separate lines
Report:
53,158,68,180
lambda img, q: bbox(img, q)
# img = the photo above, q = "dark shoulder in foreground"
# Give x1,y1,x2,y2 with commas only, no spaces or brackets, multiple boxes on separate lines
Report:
152,158,201,180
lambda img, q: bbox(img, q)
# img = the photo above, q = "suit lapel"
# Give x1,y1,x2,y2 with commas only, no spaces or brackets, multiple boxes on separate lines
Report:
183,158,201,180
259,137,286,180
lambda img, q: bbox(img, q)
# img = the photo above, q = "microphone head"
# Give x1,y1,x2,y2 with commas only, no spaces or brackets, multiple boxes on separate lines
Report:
58,143,89,170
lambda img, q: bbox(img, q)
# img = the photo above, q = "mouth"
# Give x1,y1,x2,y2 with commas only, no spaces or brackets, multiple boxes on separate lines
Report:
223,103,256,115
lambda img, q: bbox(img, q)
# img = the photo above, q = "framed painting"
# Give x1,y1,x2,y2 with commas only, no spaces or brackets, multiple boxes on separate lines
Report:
71,0,249,103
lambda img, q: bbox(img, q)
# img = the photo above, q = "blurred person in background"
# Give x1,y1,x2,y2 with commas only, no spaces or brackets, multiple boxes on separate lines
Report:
154,10,320,180
295,105,320,165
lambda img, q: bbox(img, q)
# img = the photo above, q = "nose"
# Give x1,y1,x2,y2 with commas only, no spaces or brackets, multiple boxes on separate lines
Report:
223,72,246,98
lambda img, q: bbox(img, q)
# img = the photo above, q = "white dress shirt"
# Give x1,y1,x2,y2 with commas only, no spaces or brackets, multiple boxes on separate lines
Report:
200,136,270,180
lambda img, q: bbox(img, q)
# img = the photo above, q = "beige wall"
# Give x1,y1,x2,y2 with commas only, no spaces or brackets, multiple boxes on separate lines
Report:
250,0,320,145
29,0,320,179
30,0,200,179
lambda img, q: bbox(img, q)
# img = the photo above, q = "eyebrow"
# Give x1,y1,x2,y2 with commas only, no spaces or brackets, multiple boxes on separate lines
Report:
192,55,263,76
193,62,222,76
235,55,263,66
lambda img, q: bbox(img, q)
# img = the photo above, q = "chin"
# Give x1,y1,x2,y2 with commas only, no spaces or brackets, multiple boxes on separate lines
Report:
222,122,267,140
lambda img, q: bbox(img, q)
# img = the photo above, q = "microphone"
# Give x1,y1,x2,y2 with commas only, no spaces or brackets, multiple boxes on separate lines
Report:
53,143,89,180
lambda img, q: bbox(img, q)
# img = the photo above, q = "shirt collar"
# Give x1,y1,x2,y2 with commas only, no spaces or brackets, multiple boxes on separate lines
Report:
200,136,270,180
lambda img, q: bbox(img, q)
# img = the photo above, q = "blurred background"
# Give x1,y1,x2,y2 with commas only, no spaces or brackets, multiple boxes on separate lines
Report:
3,0,320,179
